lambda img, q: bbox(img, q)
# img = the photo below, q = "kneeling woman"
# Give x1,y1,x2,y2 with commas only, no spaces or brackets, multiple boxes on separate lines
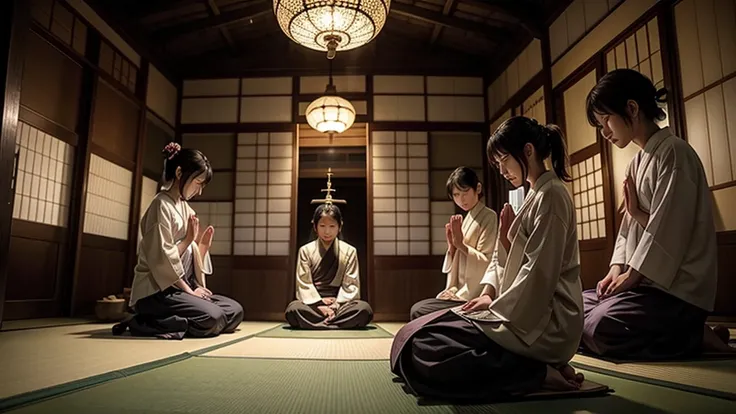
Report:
119,143,244,339
391,117,585,401
285,203,373,329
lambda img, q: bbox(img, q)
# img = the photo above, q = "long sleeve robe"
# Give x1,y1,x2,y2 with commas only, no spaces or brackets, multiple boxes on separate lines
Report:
129,193,213,307
611,127,717,312
454,171,584,365
440,201,498,301
296,239,360,305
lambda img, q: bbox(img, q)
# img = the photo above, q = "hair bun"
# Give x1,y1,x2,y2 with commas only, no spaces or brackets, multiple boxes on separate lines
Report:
655,87,668,103
162,142,181,160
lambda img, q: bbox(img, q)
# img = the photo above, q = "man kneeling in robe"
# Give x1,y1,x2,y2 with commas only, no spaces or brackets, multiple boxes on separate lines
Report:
285,203,373,329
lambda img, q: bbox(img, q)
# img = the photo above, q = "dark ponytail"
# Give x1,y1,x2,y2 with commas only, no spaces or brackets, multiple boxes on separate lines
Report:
487,116,572,183
543,124,572,182
160,142,213,195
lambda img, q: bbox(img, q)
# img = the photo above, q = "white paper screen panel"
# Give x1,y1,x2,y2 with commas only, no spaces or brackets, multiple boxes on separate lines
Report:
427,96,485,122
300,75,366,94
373,76,425,94
571,154,606,241
240,97,292,123
372,131,430,256
241,77,292,95
183,79,240,96
146,65,178,127
520,87,546,124
84,154,132,240
675,0,736,187
487,39,542,117
426,77,483,95
181,98,239,124
490,109,512,136
13,122,74,227
549,0,624,62
563,70,598,155
188,202,233,255
234,132,293,256
373,96,425,121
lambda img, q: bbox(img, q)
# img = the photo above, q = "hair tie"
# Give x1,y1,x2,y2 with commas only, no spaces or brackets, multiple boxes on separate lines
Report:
162,142,181,160
654,88,668,103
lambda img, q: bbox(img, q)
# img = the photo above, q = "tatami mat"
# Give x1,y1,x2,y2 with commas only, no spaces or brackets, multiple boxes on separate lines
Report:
6,358,735,414
1,318,96,332
256,323,393,338
203,337,393,360
375,322,405,336
571,353,736,400
0,321,278,400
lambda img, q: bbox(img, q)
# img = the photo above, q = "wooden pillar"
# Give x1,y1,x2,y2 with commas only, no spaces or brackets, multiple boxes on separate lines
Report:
0,0,28,328
65,30,101,317
124,59,150,287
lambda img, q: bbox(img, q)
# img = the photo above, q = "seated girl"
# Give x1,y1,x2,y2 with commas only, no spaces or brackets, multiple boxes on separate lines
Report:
285,203,373,329
390,117,585,401
582,69,731,359
409,167,497,320
115,143,244,339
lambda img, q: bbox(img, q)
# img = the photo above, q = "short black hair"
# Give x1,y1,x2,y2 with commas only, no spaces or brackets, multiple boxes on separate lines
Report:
446,167,483,198
586,68,667,128
161,144,213,195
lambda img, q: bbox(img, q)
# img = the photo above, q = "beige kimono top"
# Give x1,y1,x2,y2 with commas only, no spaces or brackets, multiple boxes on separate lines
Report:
129,193,212,307
296,239,361,305
440,201,498,301
611,127,717,311
455,171,583,365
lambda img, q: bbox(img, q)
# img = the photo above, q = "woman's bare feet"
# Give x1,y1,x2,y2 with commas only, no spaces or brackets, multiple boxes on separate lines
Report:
542,365,583,391
702,325,735,353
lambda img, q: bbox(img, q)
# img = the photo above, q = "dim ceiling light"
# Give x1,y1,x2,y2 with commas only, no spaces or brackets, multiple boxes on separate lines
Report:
273,0,391,59
305,58,356,134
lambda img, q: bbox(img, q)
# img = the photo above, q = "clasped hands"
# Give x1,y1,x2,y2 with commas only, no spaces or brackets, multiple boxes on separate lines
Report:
318,297,340,322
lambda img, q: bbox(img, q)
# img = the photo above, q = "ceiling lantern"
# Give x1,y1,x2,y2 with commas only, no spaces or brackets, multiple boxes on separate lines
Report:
305,81,356,134
274,0,391,59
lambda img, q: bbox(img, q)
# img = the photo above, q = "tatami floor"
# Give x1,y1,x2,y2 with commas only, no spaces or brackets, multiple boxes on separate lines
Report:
0,319,734,413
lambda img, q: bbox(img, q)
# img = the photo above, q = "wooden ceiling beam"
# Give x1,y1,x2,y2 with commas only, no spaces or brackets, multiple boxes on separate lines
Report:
152,0,271,40
459,0,544,38
429,0,457,45
202,0,237,54
390,3,510,39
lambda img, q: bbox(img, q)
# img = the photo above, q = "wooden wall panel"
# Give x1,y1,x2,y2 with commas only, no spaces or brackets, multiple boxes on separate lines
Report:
74,234,127,315
714,231,736,316
20,31,82,132
371,256,444,321
231,257,290,321
91,80,139,163
3,221,67,320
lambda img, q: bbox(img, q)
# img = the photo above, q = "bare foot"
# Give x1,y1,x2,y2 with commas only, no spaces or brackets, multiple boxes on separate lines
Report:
542,365,581,391
702,325,736,353
558,363,585,384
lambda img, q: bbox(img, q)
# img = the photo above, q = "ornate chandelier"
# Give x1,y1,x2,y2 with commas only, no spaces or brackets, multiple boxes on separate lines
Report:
273,0,391,59
305,59,356,134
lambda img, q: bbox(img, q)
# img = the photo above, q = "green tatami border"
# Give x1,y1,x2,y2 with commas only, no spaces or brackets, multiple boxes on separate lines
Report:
570,360,736,401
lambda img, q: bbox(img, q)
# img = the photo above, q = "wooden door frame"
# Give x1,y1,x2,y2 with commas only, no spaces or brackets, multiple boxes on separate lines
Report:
0,0,29,328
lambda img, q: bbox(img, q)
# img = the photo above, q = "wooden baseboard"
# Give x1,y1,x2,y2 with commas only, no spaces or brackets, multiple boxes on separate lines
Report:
244,312,284,322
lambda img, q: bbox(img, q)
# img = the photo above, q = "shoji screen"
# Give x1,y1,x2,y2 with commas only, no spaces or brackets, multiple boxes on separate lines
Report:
549,0,624,62
487,40,543,118
372,131,430,255
83,154,132,240
519,87,546,124
12,122,74,227
234,132,294,256
604,16,666,207
373,76,426,121
426,77,484,122
676,0,736,189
